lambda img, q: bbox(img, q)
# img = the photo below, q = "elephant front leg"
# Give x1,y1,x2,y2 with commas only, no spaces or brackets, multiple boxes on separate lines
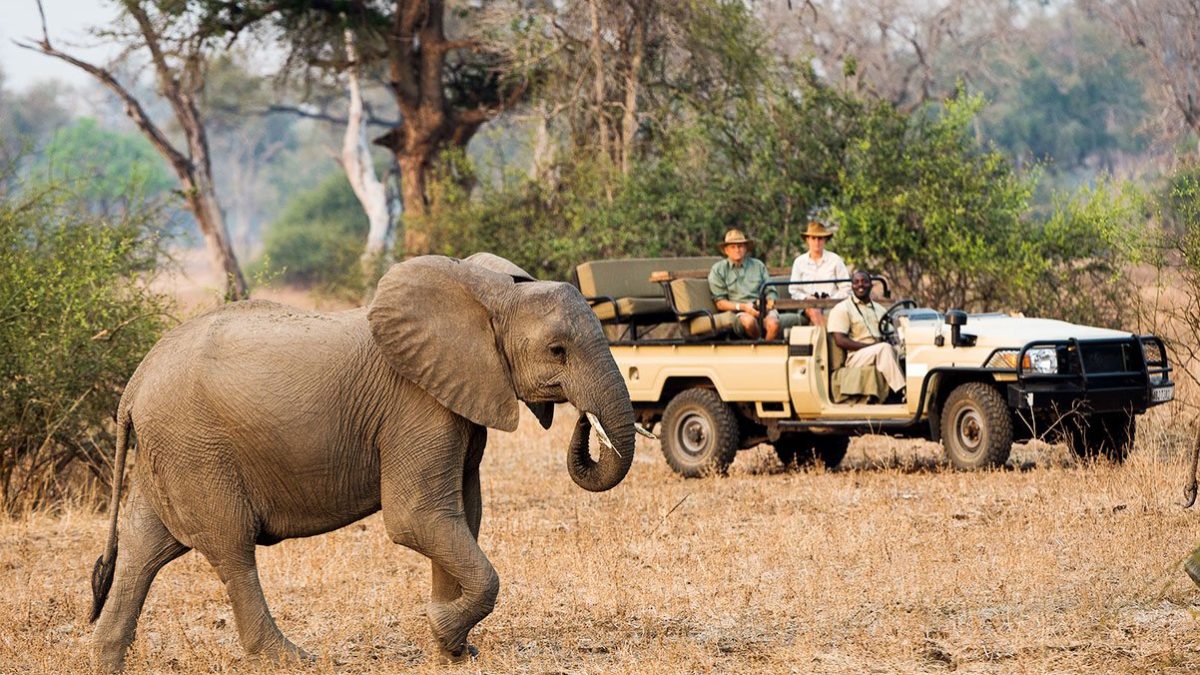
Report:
428,441,488,662
383,447,498,660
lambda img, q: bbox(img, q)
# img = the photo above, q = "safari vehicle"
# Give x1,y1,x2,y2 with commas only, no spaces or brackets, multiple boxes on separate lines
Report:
573,257,1176,475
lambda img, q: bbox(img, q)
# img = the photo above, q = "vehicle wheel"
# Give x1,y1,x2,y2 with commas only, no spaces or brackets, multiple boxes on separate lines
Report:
661,388,740,477
1063,412,1135,462
773,433,847,470
811,435,850,469
773,433,810,469
940,382,1012,470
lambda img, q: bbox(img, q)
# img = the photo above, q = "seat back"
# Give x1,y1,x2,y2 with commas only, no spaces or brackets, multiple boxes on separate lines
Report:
828,331,847,371
668,277,735,337
575,257,722,299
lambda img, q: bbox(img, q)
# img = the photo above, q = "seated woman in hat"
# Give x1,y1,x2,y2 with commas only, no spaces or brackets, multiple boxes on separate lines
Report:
708,228,781,340
787,219,850,326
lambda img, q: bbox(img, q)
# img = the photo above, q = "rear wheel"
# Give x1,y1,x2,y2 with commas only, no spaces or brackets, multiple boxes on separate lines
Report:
773,433,848,470
1063,412,1135,462
940,382,1012,470
661,388,740,477
811,435,850,469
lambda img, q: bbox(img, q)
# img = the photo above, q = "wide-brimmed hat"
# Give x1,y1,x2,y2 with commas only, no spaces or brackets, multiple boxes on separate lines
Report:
718,228,754,250
802,220,834,239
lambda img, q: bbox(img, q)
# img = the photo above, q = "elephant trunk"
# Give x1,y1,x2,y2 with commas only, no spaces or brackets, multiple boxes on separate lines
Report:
565,364,635,492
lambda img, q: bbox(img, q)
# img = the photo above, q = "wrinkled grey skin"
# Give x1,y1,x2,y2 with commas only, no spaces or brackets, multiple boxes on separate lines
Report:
89,254,635,672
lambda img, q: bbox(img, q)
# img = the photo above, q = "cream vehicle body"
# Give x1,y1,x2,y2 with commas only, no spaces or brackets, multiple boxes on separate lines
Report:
574,258,1175,475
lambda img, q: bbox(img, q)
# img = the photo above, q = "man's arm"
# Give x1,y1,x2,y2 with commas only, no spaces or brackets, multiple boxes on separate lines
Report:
832,331,876,352
761,261,778,302
828,302,873,352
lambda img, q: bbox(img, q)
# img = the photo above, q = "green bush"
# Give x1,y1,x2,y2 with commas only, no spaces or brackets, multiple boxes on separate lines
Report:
258,172,366,294
0,180,172,514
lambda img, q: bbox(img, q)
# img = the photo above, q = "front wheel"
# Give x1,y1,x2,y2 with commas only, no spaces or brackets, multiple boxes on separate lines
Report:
661,388,740,477
940,382,1012,470
1063,412,1135,462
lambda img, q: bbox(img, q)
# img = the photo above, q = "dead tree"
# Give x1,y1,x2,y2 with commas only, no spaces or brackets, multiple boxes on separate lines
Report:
20,1,248,301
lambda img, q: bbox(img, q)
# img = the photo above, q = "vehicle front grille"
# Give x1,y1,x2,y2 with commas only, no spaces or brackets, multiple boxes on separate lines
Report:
1063,340,1144,386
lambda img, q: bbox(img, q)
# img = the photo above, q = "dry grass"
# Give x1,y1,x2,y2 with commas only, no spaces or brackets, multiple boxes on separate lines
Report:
6,262,1200,672
4,401,1200,674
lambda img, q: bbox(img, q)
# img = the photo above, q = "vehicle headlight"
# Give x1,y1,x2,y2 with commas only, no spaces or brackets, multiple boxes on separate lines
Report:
985,348,1057,373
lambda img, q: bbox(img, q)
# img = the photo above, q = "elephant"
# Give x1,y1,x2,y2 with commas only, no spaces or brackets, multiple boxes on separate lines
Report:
87,253,638,672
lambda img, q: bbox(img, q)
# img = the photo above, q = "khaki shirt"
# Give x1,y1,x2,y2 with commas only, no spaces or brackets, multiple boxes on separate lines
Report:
708,257,777,303
827,296,886,344
788,251,850,300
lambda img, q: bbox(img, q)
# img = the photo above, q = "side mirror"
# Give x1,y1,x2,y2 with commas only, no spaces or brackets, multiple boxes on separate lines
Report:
944,309,974,347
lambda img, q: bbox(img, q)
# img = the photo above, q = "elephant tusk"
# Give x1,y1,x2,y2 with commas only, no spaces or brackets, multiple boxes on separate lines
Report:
585,412,622,458
634,422,657,440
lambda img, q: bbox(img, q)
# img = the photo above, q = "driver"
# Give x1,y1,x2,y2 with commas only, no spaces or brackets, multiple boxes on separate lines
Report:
828,271,906,403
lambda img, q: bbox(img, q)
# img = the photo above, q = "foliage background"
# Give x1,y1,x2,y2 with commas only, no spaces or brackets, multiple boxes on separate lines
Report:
0,175,172,514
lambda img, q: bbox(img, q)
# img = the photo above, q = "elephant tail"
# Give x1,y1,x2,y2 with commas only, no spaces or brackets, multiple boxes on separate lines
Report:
90,403,131,623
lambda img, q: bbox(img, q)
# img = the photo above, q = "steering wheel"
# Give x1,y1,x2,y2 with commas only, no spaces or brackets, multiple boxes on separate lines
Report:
879,299,918,345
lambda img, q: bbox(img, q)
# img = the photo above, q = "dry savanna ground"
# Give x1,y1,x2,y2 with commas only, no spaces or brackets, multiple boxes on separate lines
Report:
5,406,1200,673
5,258,1200,673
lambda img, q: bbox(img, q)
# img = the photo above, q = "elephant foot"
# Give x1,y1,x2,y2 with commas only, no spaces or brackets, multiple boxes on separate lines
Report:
427,601,479,664
1186,547,1200,588
92,641,130,674
247,637,317,666
434,642,479,664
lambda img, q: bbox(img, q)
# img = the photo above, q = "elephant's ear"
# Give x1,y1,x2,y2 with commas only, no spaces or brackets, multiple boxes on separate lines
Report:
368,256,520,431
463,252,536,283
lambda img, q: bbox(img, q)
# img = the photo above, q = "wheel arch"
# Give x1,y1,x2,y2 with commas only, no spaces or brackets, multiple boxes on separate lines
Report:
926,370,1005,442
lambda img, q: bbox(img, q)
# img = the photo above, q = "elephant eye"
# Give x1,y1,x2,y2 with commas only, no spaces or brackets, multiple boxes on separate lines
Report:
549,344,567,361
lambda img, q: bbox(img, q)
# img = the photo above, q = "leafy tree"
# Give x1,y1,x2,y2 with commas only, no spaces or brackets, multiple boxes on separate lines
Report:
258,172,367,294
34,118,174,212
0,176,172,514
975,9,1149,176
0,69,72,193
21,0,250,299
834,93,1040,311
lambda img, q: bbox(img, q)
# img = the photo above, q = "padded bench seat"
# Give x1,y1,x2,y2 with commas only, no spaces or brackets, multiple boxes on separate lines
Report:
590,296,671,322
575,256,721,324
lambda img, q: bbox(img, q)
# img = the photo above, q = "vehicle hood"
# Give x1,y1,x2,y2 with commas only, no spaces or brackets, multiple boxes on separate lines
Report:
961,315,1134,347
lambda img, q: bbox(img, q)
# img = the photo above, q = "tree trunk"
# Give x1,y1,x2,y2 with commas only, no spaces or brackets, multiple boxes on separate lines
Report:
620,4,647,175
20,3,248,301
343,30,395,290
589,0,611,161
398,153,431,256
189,183,248,300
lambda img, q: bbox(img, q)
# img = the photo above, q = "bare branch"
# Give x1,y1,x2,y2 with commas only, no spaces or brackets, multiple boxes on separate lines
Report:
14,39,191,175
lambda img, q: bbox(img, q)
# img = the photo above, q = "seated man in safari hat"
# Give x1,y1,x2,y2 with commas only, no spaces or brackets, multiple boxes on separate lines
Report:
787,218,850,327
708,228,781,340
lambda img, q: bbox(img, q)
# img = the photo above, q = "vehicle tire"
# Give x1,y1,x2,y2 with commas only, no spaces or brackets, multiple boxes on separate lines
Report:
773,433,847,470
1063,412,1136,463
773,433,811,469
811,435,850,469
661,388,740,477
940,382,1012,470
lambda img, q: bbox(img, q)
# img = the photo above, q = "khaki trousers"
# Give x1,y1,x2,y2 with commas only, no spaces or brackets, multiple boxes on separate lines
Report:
845,342,906,392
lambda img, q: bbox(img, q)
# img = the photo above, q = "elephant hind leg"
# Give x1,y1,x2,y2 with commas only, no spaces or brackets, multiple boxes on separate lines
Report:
201,541,313,664
92,485,189,673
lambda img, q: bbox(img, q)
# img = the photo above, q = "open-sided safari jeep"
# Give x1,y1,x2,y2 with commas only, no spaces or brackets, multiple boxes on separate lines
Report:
574,257,1176,476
